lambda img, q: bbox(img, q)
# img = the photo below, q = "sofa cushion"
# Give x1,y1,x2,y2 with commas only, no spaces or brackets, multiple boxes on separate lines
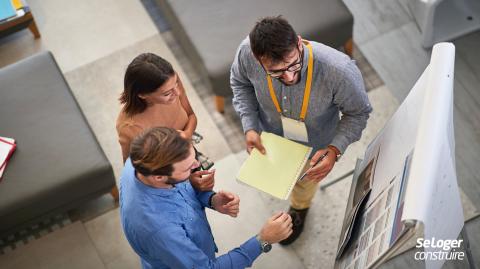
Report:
0,51,115,235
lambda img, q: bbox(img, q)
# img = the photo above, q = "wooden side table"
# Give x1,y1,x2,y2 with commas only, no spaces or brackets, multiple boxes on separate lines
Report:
0,7,40,39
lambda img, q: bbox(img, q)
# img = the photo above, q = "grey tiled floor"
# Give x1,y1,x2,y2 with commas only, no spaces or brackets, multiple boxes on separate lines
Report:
344,0,413,45
0,222,106,269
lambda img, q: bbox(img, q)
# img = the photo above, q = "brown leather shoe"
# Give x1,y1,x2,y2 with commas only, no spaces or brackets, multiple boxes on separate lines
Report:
279,207,309,245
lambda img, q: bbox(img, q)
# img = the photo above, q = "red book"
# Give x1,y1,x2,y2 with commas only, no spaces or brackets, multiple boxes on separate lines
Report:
0,136,16,179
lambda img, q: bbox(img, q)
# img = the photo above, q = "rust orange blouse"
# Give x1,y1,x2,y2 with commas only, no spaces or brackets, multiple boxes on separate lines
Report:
116,77,193,161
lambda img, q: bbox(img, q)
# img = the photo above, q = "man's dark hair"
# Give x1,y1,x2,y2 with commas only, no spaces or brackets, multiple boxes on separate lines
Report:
130,127,191,176
249,16,298,64
120,53,175,116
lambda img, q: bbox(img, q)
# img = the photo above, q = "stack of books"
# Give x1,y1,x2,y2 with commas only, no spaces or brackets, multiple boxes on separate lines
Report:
0,0,26,22
0,136,16,180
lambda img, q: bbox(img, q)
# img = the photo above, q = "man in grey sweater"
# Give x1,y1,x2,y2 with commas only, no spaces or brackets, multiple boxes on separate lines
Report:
230,16,372,245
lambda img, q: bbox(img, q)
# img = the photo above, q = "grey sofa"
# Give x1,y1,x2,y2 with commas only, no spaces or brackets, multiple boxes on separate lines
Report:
156,0,353,112
0,51,117,236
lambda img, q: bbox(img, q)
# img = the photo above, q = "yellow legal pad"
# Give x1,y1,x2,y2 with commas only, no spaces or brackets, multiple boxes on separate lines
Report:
236,132,312,200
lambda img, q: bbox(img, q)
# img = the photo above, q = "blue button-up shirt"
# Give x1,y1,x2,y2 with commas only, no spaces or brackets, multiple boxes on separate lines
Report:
120,159,262,269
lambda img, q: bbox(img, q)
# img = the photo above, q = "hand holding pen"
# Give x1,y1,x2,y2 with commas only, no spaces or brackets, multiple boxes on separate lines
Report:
299,147,337,182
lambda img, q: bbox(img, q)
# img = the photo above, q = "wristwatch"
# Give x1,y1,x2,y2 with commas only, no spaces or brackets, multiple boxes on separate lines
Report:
328,145,342,162
208,192,216,209
256,235,272,253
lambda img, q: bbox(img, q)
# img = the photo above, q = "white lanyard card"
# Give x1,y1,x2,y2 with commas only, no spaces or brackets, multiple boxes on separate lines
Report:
281,115,309,143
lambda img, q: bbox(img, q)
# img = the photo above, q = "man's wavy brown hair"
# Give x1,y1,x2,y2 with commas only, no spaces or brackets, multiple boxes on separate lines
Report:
130,127,191,176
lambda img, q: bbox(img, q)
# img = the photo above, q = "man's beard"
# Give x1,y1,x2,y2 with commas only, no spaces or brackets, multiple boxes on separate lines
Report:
279,72,302,86
165,177,188,185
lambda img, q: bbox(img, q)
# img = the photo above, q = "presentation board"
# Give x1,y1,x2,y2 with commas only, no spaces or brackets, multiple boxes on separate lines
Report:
335,43,463,269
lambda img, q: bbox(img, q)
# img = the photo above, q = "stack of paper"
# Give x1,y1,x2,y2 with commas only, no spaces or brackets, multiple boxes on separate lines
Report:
0,136,16,179
237,132,312,200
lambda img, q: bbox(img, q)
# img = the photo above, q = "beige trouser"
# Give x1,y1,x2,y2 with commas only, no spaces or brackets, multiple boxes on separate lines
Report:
290,163,320,210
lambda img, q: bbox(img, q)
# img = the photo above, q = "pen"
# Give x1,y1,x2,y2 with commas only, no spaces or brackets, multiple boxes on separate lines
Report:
298,151,329,181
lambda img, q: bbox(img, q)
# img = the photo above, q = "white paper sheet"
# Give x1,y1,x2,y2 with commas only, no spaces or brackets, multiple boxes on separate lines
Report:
356,43,463,269
402,43,463,269
361,66,428,205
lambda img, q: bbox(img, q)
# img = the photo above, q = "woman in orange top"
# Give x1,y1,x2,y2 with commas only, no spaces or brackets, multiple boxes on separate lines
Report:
116,53,213,191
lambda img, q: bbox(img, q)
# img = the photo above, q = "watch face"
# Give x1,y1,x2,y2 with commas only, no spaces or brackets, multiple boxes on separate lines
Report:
263,243,272,253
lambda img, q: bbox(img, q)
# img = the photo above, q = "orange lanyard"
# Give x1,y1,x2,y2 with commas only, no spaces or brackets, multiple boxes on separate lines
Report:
266,40,314,122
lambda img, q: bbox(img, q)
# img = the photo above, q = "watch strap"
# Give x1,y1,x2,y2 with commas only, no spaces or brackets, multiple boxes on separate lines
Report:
208,192,216,208
328,145,342,161
255,235,272,253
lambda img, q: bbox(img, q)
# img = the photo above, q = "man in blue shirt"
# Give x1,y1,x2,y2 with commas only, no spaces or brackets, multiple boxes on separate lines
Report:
120,127,293,269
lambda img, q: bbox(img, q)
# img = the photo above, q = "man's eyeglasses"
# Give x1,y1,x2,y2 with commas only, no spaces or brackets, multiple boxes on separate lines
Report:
266,48,304,78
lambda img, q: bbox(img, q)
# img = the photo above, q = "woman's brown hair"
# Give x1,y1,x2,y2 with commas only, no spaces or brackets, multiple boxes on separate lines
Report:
120,53,175,116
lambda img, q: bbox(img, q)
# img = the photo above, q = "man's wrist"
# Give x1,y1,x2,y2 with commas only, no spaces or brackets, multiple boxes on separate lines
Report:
255,234,272,253
256,234,264,243
208,192,216,209
328,145,342,161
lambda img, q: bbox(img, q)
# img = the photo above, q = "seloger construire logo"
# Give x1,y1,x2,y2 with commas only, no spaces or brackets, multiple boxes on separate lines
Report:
415,238,465,261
